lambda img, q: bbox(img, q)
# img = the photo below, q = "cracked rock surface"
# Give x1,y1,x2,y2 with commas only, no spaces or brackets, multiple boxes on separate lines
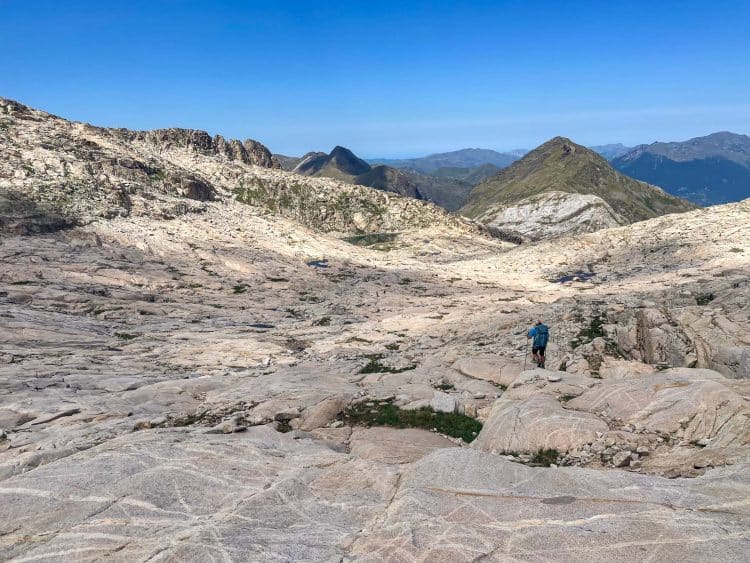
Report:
1,99,750,560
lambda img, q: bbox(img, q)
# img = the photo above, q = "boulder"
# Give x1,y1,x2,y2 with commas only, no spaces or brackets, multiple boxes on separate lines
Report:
452,356,522,388
472,394,608,454
567,369,750,448
299,395,352,431
430,391,457,413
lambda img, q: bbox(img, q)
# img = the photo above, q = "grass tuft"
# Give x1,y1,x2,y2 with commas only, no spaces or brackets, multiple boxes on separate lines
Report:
338,400,482,443
313,316,331,326
115,332,138,340
530,448,559,466
359,354,416,374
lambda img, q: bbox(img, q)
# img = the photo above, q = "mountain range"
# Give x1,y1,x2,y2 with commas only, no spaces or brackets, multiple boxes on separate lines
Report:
611,132,750,205
0,98,479,237
460,137,696,240
368,148,521,174
279,131,750,210
291,146,475,211
590,143,632,160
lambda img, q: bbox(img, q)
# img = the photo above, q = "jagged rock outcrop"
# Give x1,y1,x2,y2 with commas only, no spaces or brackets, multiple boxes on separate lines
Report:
129,128,280,168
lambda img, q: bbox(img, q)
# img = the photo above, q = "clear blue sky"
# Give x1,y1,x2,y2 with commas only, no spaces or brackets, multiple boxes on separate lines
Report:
2,0,749,157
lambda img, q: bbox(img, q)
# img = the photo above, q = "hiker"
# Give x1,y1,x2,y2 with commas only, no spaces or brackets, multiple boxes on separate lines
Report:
527,320,549,368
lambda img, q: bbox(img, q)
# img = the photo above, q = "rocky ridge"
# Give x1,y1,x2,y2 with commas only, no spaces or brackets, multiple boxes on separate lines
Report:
0,97,481,236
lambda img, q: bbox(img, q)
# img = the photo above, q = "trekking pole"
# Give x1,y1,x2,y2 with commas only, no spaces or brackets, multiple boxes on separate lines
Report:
523,339,528,371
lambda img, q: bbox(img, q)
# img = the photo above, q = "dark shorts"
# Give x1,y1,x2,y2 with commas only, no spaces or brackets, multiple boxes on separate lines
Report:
532,346,546,355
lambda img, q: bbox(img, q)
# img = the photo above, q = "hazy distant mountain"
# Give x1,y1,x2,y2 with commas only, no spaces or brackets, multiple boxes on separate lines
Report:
292,146,474,211
612,132,750,205
274,154,303,171
369,148,520,174
590,143,632,160
429,163,502,185
460,137,696,240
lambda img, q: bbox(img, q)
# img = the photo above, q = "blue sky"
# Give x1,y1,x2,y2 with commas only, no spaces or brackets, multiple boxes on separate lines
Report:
2,0,750,157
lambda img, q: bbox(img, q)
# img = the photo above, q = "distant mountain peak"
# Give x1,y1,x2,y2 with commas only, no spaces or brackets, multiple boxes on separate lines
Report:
460,135,695,239
611,131,750,205
327,146,371,175
368,148,520,174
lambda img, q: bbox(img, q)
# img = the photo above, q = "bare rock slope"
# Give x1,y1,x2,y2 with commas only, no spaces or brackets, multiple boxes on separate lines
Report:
0,98,480,236
1,100,749,561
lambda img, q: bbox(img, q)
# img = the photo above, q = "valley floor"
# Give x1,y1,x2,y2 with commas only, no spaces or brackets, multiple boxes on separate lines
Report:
1,200,749,561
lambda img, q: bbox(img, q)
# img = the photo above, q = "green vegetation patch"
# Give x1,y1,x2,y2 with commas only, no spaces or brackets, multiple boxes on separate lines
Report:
344,232,400,251
276,420,292,433
570,311,607,348
233,284,248,294
359,354,416,374
148,169,166,182
729,247,744,253
338,400,482,443
530,448,560,466
115,332,139,340
695,292,715,305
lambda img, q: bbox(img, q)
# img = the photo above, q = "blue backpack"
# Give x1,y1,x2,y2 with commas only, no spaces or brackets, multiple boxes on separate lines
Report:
533,324,549,348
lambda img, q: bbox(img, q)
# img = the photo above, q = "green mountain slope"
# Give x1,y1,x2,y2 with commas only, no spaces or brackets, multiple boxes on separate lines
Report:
461,137,697,225
611,132,750,205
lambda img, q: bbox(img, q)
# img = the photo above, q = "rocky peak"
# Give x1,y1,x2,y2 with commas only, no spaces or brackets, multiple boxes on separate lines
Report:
328,146,371,175
460,136,696,239
294,146,371,177
129,128,279,168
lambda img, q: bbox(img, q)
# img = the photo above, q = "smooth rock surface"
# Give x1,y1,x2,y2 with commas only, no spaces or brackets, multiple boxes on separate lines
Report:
473,394,609,454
